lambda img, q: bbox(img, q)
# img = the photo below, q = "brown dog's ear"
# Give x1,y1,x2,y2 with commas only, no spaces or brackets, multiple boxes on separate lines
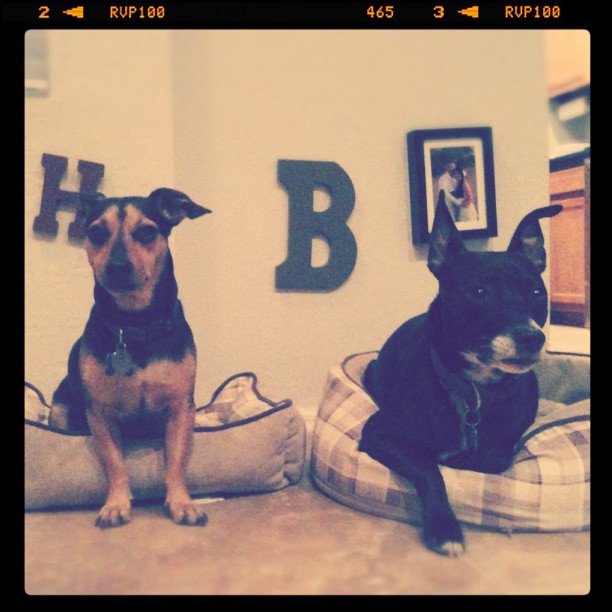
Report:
78,192,108,225
148,188,212,227
427,191,466,278
507,205,562,274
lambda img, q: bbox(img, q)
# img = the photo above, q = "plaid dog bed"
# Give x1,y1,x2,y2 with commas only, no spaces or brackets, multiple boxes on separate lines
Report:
311,352,590,533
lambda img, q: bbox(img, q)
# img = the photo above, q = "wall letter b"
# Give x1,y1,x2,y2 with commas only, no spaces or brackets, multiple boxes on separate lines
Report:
275,160,357,292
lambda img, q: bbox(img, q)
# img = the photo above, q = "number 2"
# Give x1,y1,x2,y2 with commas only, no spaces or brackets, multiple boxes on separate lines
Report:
38,5,50,18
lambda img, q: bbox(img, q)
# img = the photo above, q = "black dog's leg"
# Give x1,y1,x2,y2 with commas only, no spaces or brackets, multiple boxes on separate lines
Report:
361,437,464,556
50,339,89,432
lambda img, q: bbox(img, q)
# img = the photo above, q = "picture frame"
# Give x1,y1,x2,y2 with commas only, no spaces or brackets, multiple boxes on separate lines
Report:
407,127,498,244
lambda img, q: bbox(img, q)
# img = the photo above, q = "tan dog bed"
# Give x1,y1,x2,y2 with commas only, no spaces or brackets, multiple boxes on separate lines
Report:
25,373,306,510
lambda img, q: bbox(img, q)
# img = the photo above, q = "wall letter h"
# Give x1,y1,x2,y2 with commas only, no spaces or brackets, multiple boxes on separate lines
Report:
33,153,105,240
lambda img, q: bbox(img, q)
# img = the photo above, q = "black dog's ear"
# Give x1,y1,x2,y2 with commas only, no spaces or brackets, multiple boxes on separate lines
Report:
427,191,466,278
507,205,562,274
148,188,212,227
78,192,108,225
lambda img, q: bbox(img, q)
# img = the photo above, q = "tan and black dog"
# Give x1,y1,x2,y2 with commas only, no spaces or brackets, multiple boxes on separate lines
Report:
49,188,211,528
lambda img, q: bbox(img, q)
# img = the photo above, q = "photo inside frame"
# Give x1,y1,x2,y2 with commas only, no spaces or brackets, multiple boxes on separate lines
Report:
424,138,488,233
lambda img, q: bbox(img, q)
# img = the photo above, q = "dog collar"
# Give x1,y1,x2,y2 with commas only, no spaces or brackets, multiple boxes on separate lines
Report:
430,347,482,454
95,300,183,344
94,301,184,376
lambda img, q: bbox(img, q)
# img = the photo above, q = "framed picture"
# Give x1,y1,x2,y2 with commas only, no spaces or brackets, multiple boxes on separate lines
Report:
407,127,497,244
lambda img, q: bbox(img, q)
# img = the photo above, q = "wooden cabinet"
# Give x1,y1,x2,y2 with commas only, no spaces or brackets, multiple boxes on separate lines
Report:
549,154,590,327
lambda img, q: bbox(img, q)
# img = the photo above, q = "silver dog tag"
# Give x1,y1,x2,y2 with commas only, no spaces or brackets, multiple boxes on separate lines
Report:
109,345,134,376
105,329,135,376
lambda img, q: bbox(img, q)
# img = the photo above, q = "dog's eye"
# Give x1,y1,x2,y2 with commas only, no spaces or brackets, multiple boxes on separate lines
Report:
532,288,544,299
87,225,110,246
133,225,159,244
469,287,489,302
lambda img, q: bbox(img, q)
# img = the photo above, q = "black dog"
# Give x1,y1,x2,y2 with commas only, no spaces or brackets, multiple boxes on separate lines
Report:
49,188,211,528
360,194,562,556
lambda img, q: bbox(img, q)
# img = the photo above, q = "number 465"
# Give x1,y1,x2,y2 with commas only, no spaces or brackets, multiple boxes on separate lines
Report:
367,6,394,18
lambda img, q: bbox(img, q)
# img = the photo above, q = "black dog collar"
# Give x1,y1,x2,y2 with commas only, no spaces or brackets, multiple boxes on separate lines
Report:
95,300,183,344
94,301,184,376
430,347,482,455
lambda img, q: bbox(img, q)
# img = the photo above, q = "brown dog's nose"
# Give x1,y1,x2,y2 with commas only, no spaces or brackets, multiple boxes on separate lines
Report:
106,260,132,278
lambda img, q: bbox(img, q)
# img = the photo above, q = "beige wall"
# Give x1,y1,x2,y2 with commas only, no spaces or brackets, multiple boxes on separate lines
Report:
25,29,550,418
25,30,176,404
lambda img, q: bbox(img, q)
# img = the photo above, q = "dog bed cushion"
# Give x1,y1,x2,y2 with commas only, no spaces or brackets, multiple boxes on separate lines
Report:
311,352,590,533
25,374,306,510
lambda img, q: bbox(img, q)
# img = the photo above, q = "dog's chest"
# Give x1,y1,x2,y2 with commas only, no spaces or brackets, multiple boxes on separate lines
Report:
80,349,196,418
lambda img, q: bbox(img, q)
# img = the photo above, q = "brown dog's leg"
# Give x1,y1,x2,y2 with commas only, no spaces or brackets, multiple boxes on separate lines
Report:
164,400,207,525
87,409,133,528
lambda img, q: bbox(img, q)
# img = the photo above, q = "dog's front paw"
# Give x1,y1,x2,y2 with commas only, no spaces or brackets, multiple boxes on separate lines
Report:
423,514,465,557
95,501,131,528
164,498,208,526
428,537,465,557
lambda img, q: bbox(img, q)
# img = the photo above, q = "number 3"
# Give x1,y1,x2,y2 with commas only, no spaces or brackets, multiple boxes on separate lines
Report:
433,5,444,18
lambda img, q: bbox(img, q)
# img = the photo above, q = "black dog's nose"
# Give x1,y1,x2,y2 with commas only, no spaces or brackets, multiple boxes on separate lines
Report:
514,326,546,353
